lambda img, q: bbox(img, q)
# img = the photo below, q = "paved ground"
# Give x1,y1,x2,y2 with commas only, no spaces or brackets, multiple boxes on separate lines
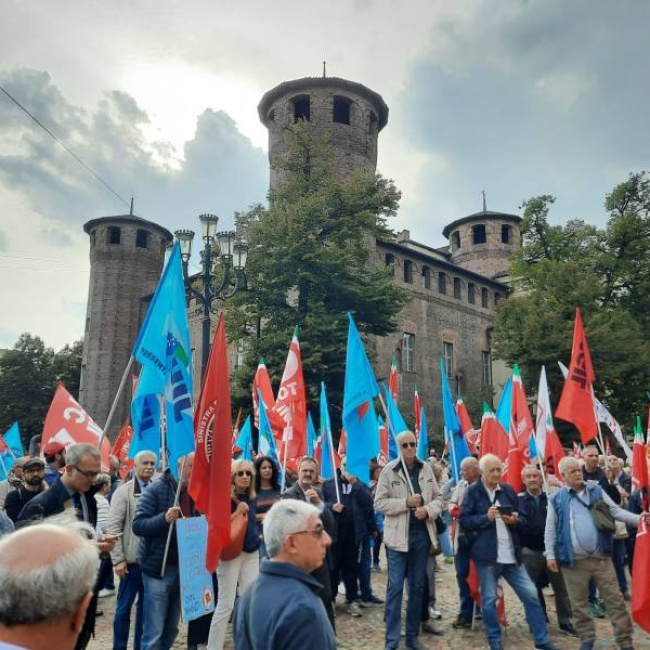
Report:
89,558,650,649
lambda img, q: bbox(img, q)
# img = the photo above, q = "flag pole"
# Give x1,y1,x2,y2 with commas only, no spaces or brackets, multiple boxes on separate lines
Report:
160,397,168,474
377,391,415,495
160,455,187,577
591,386,609,470
280,408,291,492
98,354,135,451
327,425,341,505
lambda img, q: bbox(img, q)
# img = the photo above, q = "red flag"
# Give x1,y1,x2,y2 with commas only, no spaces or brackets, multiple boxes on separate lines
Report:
479,403,508,462
633,417,649,496
252,358,281,431
273,327,307,464
378,419,388,464
505,428,524,493
512,365,534,466
555,308,598,444
188,314,232,573
111,422,135,479
414,387,421,437
632,519,650,634
468,560,507,626
0,435,8,454
388,355,399,401
544,430,565,481
338,429,347,457
456,398,478,453
41,383,111,471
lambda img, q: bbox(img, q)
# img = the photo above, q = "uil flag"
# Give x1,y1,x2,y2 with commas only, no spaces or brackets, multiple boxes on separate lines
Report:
632,416,649,496
556,308,598,444
479,402,509,462
388,355,399,401
307,412,318,457
273,327,307,464
633,519,650,634
258,390,279,463
0,422,23,480
233,416,253,461
417,407,428,461
440,358,471,481
188,314,232,573
383,384,409,438
320,383,338,480
512,365,534,466
414,386,421,437
343,313,379,484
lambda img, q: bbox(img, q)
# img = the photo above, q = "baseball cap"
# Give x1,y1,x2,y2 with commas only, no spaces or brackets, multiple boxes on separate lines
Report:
42,440,66,457
23,458,46,470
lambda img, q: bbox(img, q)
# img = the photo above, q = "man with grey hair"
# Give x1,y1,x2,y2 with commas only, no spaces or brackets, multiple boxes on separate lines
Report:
106,450,157,650
545,455,650,650
0,522,99,650
233,499,335,649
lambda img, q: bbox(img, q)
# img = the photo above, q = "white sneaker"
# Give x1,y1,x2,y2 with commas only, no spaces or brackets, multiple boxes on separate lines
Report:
428,606,442,620
98,588,115,598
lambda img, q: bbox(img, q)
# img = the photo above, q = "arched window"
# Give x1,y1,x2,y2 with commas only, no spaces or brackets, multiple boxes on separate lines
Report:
136,229,149,249
108,226,121,245
438,272,447,294
421,266,431,290
404,260,413,284
501,224,511,244
333,96,351,125
292,95,310,122
481,288,489,308
473,225,487,244
453,277,461,299
468,283,476,304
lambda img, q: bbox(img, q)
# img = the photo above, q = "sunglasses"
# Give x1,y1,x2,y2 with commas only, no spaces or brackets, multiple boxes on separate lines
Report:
236,470,253,478
401,442,417,449
291,524,325,539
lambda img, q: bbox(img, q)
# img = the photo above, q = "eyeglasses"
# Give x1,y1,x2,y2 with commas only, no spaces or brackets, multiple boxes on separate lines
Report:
291,524,325,539
74,466,100,479
401,442,417,449
236,470,253,478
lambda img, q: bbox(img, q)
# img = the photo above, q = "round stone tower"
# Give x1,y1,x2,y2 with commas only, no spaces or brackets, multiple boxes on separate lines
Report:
258,76,389,190
442,210,522,279
79,214,172,439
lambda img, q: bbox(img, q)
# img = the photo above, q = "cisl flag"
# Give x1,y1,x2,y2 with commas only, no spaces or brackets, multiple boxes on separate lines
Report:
41,383,111,471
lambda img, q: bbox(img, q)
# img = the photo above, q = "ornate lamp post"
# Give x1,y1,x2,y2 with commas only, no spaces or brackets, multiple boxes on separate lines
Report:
174,213,248,378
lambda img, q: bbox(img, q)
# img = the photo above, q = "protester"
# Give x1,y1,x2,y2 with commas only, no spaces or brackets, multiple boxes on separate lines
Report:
254,454,281,558
133,453,195,650
545,455,648,650
107,455,122,501
448,455,481,628
460,454,558,650
0,521,99,650
42,440,67,486
207,459,260,650
232,499,336,650
106,450,156,650
582,445,621,503
3,457,47,522
282,455,336,629
374,430,443,650
322,455,379,616
368,463,385,572
517,464,577,637
0,456,27,509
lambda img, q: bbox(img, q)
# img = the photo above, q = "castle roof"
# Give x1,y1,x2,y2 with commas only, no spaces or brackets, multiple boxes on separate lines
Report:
83,214,173,241
258,76,389,130
442,210,521,238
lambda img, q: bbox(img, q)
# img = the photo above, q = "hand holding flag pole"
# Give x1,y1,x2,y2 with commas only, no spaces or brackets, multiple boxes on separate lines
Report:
160,454,187,577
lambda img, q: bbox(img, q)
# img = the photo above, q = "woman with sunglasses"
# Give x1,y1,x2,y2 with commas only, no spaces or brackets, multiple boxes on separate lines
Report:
207,459,260,650
254,455,281,558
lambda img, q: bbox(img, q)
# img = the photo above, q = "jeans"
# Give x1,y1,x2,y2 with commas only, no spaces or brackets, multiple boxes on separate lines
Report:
384,527,430,648
141,566,180,650
439,510,453,557
612,539,628,594
359,536,372,600
475,561,549,645
454,550,474,619
113,564,144,650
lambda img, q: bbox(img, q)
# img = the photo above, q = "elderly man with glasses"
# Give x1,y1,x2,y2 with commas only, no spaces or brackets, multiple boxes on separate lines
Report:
374,430,443,650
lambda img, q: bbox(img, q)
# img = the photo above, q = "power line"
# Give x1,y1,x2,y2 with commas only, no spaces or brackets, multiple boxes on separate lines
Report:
0,82,132,210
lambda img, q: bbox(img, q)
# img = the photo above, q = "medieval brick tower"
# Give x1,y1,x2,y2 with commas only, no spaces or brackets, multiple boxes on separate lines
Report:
79,215,172,438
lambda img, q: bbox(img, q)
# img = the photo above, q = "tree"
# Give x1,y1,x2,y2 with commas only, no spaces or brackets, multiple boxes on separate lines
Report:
226,124,409,421
0,334,83,448
492,172,650,442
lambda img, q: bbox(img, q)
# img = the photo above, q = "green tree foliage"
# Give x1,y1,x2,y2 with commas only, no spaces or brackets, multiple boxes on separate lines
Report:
226,124,409,421
493,172,650,440
0,334,83,447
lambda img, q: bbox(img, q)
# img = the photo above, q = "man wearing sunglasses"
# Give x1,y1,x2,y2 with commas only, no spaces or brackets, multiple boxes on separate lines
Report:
374,430,444,650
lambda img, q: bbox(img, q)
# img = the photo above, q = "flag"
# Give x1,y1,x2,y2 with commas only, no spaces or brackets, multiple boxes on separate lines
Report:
505,427,524,493
111,421,135,479
440,358,471,481
632,416,649,497
417,407,428,461
131,243,194,474
343,313,379,483
384,383,409,436
495,378,512,436
535,366,552,462
188,314,232,573
320,383,338,480
378,416,388,464
233,416,253,461
129,368,162,460
555,308,598,444
479,402,509,462
456,398,479,453
512,364,534,466
41,383,111,472
632,519,650,634
307,412,318,457
414,386,421,437
338,429,347,457
231,406,243,452
258,390,279,463
252,358,283,432
572,441,583,459
605,435,612,458
388,355,399,401
0,422,23,480
273,327,308,465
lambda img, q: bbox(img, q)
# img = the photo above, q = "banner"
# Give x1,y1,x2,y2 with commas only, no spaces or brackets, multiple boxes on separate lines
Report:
176,517,216,622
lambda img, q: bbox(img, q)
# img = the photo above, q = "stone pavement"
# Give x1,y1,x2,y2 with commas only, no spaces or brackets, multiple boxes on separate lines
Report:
89,558,650,649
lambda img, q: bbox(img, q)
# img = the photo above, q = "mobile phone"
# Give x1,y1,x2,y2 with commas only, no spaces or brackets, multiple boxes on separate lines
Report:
497,505,513,516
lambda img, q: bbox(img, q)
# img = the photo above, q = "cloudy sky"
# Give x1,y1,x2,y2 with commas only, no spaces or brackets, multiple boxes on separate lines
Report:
1,0,648,350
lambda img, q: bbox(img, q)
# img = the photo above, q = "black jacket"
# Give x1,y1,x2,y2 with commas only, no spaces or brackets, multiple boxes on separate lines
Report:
583,467,621,504
517,490,548,552
4,487,44,522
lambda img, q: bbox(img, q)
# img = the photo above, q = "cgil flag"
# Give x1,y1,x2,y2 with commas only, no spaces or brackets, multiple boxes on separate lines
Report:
479,402,509,462
632,416,649,498
456,399,479,453
632,518,650,634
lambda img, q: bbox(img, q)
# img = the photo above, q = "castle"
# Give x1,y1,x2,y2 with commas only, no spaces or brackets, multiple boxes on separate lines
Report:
79,74,518,438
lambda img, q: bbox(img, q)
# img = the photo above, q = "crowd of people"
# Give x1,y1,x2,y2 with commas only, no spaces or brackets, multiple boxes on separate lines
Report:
0,436,647,650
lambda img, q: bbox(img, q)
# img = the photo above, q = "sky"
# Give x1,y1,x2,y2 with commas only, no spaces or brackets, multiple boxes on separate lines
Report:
1,0,649,350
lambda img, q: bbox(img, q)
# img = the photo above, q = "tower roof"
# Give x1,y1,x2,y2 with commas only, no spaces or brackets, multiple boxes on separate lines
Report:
83,214,173,242
258,76,389,130
442,210,521,238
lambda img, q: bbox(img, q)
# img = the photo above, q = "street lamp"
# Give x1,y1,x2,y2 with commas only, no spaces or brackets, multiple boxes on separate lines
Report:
174,213,248,379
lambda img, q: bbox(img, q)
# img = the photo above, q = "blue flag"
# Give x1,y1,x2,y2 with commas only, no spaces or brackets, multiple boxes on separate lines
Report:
0,422,23,479
320,383,335,480
129,368,162,461
131,243,194,476
343,313,379,484
439,358,471,481
307,412,318,457
383,383,409,437
234,416,253,461
495,377,512,435
258,389,279,463
529,433,539,461
417,407,428,461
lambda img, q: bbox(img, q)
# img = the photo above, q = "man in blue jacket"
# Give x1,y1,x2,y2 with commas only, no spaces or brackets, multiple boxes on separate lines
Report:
460,454,558,650
233,499,336,650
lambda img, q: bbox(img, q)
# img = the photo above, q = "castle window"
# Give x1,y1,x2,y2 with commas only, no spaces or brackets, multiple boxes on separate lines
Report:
482,351,492,386
404,260,413,284
108,226,121,245
443,342,454,379
421,266,431,289
495,291,502,305
136,229,149,249
453,277,461,299
333,96,351,125
438,272,447,294
403,333,415,372
385,253,395,276
501,224,511,244
473,224,487,244
481,287,489,308
468,283,476,304
451,231,461,251
292,95,310,122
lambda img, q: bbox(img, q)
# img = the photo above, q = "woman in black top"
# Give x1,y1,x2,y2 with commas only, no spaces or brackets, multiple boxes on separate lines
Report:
254,455,281,558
